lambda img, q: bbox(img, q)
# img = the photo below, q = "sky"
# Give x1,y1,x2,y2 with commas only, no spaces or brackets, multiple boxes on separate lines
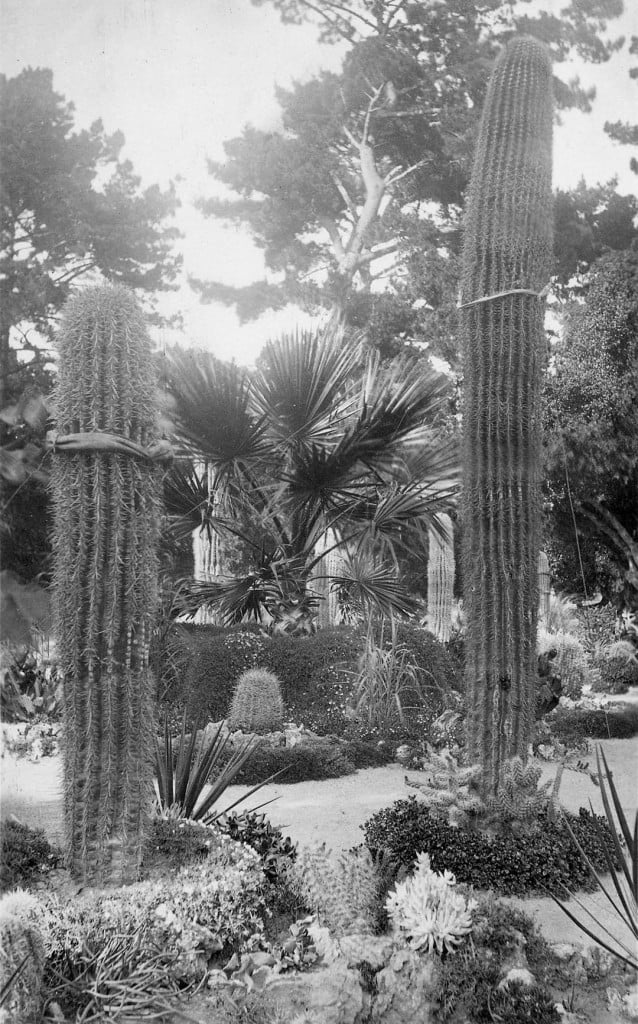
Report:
1,0,637,366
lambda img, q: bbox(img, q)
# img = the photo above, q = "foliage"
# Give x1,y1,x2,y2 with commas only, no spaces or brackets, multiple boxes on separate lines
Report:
348,628,429,734
0,820,62,894
404,747,484,829
0,889,45,1024
293,843,386,936
544,591,580,635
548,704,638,741
165,326,458,626
363,797,618,897
228,668,286,735
552,745,638,971
179,625,361,732
201,0,627,364
220,810,298,885
142,816,223,876
233,734,356,784
2,719,61,761
543,248,638,612
590,639,638,694
153,714,277,825
50,284,163,886
537,627,591,699
0,645,60,723
44,839,266,1017
0,67,179,391
461,37,553,798
386,851,477,955
434,895,558,1023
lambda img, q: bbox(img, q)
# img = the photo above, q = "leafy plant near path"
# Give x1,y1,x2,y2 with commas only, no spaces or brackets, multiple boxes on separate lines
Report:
153,714,283,824
552,745,638,970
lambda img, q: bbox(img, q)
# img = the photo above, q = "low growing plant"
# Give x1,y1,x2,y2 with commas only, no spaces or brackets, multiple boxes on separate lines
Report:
385,851,477,954
154,713,281,824
0,819,62,894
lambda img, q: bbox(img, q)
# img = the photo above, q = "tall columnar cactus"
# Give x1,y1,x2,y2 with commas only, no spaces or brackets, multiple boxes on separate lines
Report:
537,550,551,625
460,38,553,797
51,284,163,885
427,513,455,642
312,527,343,628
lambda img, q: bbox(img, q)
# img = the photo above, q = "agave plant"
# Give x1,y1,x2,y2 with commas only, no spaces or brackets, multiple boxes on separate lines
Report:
552,745,637,970
153,715,284,825
163,326,458,627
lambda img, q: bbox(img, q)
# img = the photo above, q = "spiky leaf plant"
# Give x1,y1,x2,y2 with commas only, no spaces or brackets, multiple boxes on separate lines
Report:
51,284,162,885
460,37,553,798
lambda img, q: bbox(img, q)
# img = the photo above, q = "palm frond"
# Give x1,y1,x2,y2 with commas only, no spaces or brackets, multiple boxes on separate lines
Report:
165,345,270,468
331,550,421,620
251,326,356,449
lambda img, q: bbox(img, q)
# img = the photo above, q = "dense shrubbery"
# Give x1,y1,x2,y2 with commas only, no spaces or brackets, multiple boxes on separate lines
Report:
233,735,357,783
549,703,638,741
363,797,618,896
169,623,463,745
0,819,62,892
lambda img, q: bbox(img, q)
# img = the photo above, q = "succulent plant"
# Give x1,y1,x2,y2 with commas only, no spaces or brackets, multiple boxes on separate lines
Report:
228,667,285,735
460,37,553,797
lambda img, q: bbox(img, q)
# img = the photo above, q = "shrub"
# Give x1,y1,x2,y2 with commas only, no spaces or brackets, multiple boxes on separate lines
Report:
228,668,285,734
293,844,384,935
434,896,557,1023
142,817,223,876
234,736,356,784
182,625,360,733
537,628,590,699
221,811,297,885
45,832,267,1018
590,640,638,695
0,820,62,893
363,797,618,896
549,704,638,741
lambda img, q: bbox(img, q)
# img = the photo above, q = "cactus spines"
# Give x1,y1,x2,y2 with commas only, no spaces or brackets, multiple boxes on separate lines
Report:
51,284,162,885
228,667,285,734
427,514,455,642
460,38,553,798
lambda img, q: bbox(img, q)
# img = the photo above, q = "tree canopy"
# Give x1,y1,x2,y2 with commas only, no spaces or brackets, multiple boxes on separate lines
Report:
543,247,638,609
0,67,182,407
193,0,633,364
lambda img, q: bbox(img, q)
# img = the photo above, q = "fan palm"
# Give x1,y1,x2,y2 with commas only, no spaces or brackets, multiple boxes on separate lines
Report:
164,325,459,625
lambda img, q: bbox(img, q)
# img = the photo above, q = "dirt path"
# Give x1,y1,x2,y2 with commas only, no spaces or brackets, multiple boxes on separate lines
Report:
2,736,637,958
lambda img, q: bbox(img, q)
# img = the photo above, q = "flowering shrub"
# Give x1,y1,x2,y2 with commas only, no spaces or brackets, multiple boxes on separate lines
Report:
385,852,477,954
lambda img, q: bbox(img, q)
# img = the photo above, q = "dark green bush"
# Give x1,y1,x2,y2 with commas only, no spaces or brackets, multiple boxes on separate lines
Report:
181,625,361,733
549,704,638,741
234,736,356,784
220,811,297,884
363,797,618,896
0,818,62,892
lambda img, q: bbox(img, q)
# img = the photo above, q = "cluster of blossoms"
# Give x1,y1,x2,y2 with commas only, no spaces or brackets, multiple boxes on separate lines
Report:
385,852,477,955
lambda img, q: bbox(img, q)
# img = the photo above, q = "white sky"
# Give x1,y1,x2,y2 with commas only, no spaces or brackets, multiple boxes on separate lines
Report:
1,0,637,366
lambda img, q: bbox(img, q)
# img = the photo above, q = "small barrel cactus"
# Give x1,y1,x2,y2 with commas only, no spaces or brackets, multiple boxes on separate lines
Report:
228,668,285,734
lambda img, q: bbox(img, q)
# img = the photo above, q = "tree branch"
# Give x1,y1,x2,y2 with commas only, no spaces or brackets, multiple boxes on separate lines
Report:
386,158,431,187
319,217,345,259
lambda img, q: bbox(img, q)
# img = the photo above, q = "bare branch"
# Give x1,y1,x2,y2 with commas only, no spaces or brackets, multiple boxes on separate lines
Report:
386,158,431,187
319,217,345,258
331,174,358,219
362,82,386,146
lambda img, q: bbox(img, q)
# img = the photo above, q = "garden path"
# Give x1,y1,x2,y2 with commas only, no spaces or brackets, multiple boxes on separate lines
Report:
1,734,637,960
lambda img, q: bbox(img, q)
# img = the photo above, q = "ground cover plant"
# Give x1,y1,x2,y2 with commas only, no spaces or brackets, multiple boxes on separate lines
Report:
363,797,618,897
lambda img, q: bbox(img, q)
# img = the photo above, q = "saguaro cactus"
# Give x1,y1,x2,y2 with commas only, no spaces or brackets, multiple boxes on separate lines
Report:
427,513,455,642
460,38,553,797
50,284,163,885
